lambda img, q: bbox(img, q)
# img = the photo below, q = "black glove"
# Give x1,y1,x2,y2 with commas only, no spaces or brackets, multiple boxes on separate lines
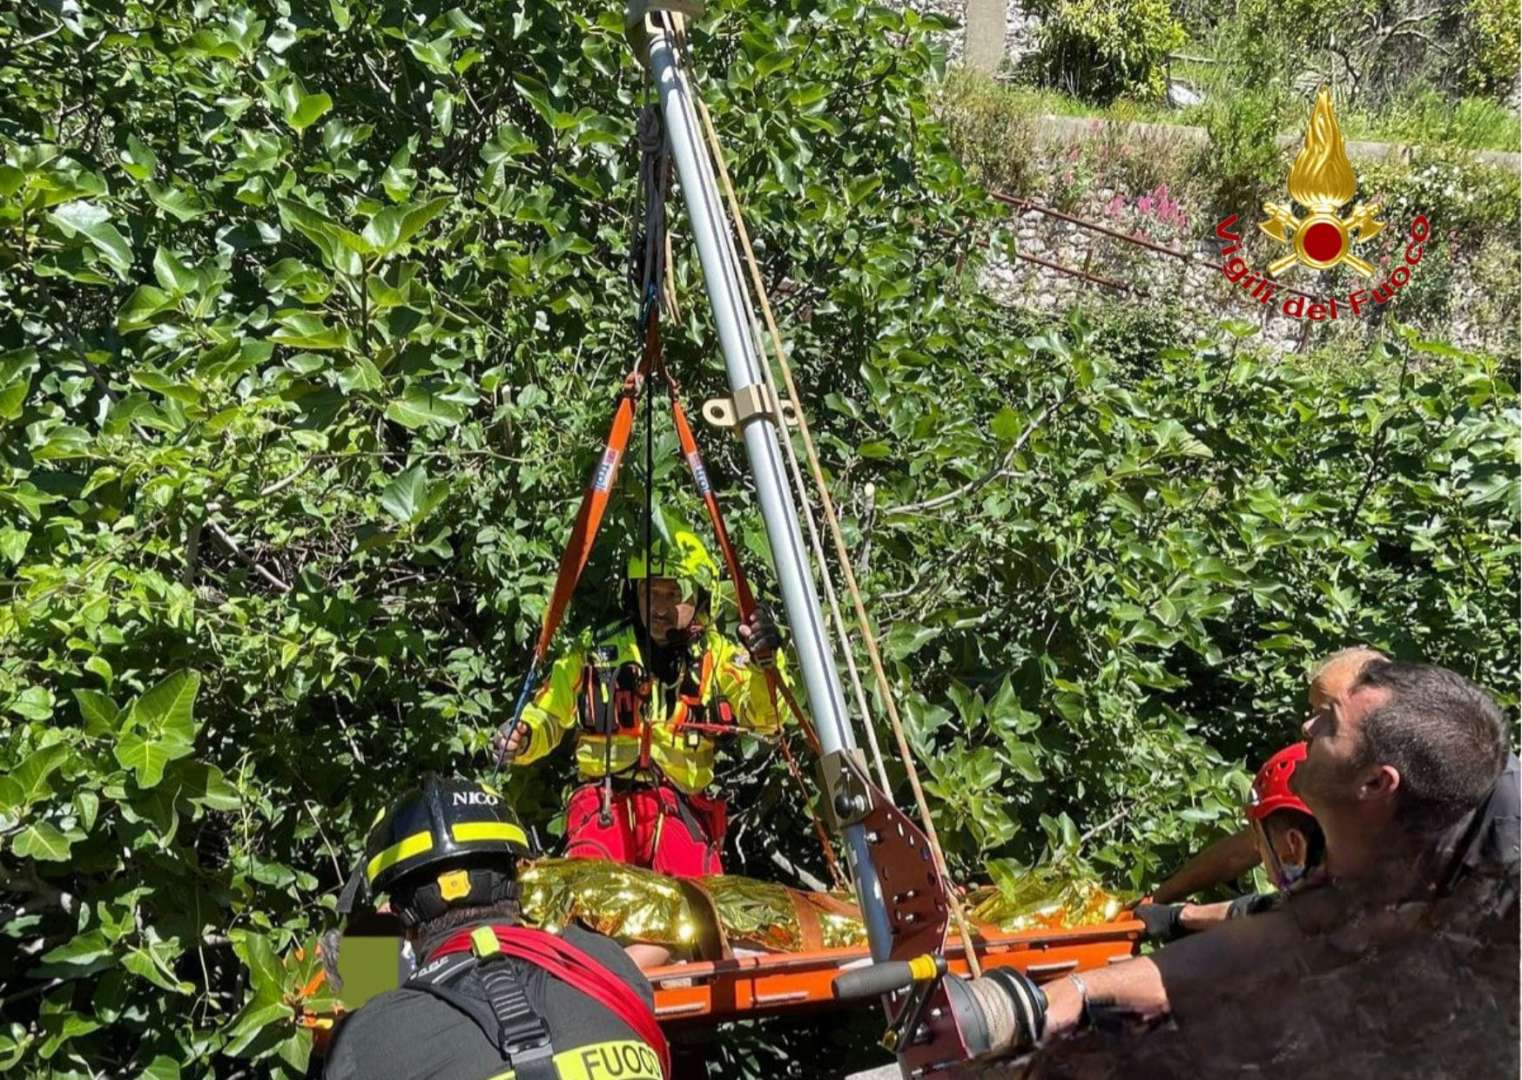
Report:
1133,901,1187,943
741,604,782,668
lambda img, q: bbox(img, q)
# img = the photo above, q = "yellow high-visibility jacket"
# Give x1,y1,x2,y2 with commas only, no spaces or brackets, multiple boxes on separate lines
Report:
515,624,786,794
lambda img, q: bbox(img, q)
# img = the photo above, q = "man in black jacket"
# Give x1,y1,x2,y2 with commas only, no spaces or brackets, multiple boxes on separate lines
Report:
325,776,667,1080
1023,660,1517,1077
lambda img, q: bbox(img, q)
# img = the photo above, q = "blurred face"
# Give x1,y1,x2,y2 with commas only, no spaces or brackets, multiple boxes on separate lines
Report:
634,577,695,644
1295,682,1391,815
1252,817,1312,888
1307,649,1381,713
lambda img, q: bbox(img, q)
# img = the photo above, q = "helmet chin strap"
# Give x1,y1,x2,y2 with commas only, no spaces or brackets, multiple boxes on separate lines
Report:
1255,818,1292,888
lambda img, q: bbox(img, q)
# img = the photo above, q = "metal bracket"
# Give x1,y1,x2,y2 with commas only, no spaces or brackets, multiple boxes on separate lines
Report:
819,748,972,1077
701,383,798,435
819,748,873,830
625,0,705,65
881,975,937,1054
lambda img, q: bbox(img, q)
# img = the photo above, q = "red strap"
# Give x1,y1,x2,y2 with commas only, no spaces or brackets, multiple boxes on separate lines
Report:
429,925,671,1079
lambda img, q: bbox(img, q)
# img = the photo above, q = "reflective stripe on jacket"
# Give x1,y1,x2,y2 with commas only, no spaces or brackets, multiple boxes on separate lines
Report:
515,624,785,794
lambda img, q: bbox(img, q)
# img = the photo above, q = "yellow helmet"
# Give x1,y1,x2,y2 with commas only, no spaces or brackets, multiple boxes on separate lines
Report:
627,529,719,595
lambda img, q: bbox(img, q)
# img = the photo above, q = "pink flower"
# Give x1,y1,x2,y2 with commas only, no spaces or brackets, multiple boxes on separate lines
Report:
1137,195,1153,215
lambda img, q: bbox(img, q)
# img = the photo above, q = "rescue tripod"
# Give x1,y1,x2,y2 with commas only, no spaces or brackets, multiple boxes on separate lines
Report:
493,30,846,888
612,3,982,1076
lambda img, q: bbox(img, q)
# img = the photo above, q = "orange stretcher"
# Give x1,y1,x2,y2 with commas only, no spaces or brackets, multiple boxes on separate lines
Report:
646,919,1141,1026
297,912,1140,1051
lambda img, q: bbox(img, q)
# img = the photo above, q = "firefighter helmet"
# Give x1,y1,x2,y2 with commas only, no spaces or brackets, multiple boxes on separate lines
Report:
362,776,534,923
627,528,719,595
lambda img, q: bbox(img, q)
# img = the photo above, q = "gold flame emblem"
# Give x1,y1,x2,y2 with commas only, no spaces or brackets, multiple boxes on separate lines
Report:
1260,89,1383,277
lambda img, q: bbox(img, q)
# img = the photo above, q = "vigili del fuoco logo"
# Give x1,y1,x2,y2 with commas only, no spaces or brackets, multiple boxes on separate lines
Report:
1214,89,1429,321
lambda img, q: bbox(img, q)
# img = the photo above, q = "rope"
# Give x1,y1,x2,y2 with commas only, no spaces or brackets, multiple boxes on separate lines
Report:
778,731,849,891
691,95,984,978
682,106,890,796
641,86,847,888
637,105,666,304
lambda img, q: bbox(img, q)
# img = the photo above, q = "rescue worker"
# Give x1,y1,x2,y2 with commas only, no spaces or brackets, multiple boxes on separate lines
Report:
325,775,669,1080
493,529,785,878
994,659,1516,1067
1146,645,1387,905
1135,743,1326,941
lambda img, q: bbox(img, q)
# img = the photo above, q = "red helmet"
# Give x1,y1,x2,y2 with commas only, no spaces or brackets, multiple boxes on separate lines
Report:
1247,742,1312,821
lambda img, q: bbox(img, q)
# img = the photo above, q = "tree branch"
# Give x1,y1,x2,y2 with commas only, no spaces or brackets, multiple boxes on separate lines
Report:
886,388,1071,517
258,458,314,497
205,518,291,593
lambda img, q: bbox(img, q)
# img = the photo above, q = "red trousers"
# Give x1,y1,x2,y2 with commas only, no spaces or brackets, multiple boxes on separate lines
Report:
564,781,726,878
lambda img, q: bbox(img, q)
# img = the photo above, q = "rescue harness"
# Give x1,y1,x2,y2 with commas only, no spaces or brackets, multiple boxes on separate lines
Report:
577,641,733,749
407,923,671,1080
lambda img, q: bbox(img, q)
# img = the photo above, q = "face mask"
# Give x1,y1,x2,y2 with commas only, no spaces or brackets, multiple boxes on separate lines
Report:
1274,862,1307,890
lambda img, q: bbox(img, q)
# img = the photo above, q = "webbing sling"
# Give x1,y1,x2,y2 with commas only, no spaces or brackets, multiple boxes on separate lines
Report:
659,359,846,889
498,313,660,765
659,358,823,747
405,936,556,1080
428,925,671,1079
532,326,657,674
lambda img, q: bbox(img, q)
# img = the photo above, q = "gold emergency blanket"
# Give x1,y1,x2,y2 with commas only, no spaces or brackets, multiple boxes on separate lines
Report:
965,864,1130,932
518,857,1125,955
521,858,701,947
704,874,867,952
518,858,868,953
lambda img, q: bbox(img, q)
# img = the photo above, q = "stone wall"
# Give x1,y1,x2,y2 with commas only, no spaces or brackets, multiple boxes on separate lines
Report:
1002,0,1040,68
979,198,1515,356
983,205,1310,353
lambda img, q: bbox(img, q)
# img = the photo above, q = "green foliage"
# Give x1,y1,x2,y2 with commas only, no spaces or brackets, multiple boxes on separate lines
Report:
0,1,1516,1078
1358,148,1522,350
1340,89,1521,153
1023,0,1187,103
1181,0,1518,150
0,0,977,1074
1199,87,1292,216
1466,0,1522,97
865,313,1518,882
937,70,1043,193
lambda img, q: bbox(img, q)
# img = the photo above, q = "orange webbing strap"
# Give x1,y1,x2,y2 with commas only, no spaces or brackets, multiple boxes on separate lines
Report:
662,363,756,615
530,317,660,671
660,361,844,888
659,360,818,737
660,359,778,705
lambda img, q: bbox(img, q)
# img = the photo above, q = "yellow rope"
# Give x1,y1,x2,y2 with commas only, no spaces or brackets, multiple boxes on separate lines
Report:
692,96,984,978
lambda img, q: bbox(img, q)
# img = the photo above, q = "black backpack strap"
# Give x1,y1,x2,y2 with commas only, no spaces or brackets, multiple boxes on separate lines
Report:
476,959,556,1079
406,929,557,1080
578,647,621,735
